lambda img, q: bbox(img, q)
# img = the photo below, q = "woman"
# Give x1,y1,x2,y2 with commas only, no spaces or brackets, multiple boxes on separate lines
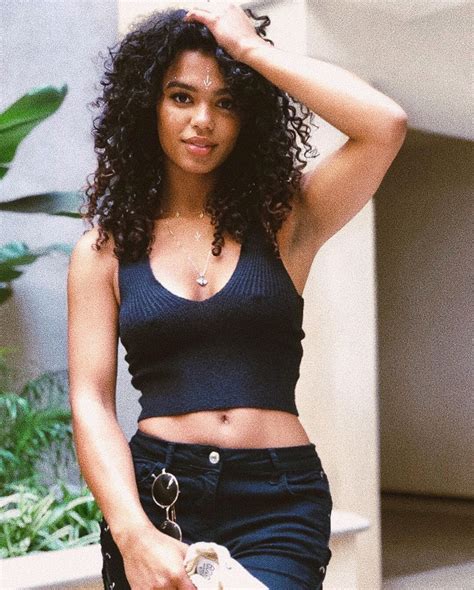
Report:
68,3,407,589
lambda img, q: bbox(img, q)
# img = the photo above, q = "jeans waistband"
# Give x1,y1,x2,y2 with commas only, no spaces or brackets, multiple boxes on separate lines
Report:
129,428,322,473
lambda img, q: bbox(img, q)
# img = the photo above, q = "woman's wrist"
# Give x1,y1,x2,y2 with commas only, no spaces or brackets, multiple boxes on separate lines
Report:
235,36,269,63
111,513,156,549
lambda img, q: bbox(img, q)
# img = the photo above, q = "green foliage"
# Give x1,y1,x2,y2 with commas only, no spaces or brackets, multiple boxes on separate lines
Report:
0,85,82,304
0,85,101,557
0,85,67,179
0,349,102,557
0,349,72,493
0,241,73,304
0,191,82,218
0,84,82,215
0,482,101,557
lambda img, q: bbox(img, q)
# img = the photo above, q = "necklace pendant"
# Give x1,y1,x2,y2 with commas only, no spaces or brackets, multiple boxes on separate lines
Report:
196,275,208,287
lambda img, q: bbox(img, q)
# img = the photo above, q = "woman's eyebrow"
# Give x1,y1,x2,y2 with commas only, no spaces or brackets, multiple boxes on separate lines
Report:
164,80,231,95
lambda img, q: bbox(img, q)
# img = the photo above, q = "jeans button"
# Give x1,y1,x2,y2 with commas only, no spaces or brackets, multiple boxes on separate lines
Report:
209,451,220,464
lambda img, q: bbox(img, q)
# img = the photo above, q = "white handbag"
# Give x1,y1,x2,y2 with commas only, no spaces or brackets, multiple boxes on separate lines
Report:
183,542,269,589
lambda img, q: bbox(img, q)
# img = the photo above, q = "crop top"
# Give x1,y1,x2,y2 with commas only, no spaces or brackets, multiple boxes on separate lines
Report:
118,220,306,420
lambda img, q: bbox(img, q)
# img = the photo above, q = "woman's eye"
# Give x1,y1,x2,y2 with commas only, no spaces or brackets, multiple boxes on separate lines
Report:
219,98,234,110
169,93,234,110
170,92,191,104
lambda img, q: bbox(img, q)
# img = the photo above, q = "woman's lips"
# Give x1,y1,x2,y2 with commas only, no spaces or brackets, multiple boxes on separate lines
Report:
182,140,216,156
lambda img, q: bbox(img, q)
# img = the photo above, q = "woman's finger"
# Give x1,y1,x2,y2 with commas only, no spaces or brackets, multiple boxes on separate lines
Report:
184,9,215,23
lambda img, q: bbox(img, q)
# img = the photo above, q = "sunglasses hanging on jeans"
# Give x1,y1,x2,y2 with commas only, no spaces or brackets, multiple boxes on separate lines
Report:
150,467,183,541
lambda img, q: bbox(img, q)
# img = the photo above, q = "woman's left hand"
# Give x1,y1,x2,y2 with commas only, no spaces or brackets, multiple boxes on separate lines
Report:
183,1,267,62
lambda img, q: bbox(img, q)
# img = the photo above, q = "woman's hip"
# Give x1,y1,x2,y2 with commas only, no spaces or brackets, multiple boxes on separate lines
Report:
99,428,333,589
128,427,333,544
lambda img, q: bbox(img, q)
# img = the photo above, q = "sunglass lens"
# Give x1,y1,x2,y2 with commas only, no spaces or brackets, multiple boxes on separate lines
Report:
152,472,179,506
159,519,182,541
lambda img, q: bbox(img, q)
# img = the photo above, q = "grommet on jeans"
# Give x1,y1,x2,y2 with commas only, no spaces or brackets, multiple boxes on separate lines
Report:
99,428,333,590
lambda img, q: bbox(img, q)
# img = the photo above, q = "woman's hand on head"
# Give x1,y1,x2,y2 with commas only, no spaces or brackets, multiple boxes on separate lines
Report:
117,524,196,589
183,1,267,62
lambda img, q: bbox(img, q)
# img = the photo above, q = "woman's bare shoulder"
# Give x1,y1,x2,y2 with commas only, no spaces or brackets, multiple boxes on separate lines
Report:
69,227,120,304
70,226,117,265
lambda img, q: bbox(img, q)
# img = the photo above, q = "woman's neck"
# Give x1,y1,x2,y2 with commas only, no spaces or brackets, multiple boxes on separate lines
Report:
159,165,218,215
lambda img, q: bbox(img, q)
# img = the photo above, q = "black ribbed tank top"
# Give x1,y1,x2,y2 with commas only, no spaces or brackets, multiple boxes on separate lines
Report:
118,221,305,420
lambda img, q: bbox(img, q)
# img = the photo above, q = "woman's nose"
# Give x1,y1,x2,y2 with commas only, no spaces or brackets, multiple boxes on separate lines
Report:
191,103,214,130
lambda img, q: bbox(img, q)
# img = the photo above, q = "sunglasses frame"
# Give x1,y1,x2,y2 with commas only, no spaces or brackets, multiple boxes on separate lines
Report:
150,467,182,541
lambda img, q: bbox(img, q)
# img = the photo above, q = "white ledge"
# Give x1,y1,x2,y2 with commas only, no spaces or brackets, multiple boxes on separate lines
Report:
1,509,370,589
330,509,371,537
1,544,102,590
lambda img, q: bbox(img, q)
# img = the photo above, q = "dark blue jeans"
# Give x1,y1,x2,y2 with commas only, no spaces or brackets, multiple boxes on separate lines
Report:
100,428,333,589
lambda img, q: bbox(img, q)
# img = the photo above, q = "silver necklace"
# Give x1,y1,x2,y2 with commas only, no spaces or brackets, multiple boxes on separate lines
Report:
160,208,213,287
159,208,207,242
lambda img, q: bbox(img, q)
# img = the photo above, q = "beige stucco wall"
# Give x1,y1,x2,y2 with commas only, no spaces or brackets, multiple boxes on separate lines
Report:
376,129,473,499
265,3,381,589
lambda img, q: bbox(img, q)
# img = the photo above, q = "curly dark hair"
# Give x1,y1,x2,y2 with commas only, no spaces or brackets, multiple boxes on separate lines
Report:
82,7,317,262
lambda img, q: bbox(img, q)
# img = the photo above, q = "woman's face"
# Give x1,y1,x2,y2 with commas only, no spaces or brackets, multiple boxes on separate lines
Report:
156,50,241,176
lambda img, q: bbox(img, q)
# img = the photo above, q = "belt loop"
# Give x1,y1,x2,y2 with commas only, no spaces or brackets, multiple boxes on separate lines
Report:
164,442,176,470
268,448,283,470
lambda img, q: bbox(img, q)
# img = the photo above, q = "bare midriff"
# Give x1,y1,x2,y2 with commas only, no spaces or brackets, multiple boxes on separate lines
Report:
138,408,311,448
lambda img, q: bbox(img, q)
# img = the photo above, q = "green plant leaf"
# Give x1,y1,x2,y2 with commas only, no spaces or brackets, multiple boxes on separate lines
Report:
28,495,56,533
0,241,40,265
67,511,88,529
0,85,67,175
0,267,23,281
0,241,71,265
67,531,101,548
0,285,12,304
63,494,96,514
0,449,21,474
37,524,75,550
0,242,73,304
0,191,82,217
0,482,101,556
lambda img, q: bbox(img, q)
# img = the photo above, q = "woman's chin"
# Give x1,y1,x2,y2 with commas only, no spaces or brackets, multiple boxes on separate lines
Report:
177,159,221,175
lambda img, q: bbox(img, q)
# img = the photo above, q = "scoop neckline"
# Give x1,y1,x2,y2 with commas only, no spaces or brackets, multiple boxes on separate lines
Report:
145,234,247,304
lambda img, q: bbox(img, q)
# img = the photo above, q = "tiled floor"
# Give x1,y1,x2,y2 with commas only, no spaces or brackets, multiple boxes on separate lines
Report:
381,493,474,589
